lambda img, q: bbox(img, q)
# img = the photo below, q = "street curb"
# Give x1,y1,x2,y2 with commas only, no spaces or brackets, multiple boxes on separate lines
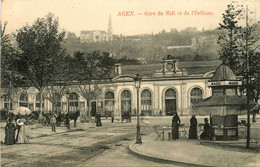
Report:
199,140,260,153
128,142,213,167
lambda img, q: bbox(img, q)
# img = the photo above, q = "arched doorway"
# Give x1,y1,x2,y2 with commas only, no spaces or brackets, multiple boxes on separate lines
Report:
105,91,114,117
121,90,131,116
141,89,152,116
91,101,96,116
165,89,176,116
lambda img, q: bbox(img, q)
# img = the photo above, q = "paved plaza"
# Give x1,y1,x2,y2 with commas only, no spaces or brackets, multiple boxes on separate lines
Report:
1,116,260,166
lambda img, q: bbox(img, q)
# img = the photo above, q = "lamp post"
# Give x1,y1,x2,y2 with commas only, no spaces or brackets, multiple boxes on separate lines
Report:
134,74,142,144
66,92,70,129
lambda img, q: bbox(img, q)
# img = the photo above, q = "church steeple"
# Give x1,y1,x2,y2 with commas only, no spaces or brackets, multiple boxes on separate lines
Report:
108,14,113,41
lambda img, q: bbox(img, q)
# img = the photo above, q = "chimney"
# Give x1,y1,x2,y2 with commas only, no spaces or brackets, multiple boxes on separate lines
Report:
114,63,122,75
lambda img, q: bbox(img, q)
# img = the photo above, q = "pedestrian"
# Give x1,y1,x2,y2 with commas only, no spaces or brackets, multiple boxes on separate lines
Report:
65,114,70,130
172,112,181,139
189,115,198,139
50,114,57,132
111,112,114,123
159,110,162,116
16,119,29,144
16,118,21,142
96,113,102,127
200,118,211,140
4,118,16,145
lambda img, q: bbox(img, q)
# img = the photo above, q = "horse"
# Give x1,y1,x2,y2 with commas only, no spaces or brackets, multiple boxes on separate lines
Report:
66,110,81,128
121,112,131,123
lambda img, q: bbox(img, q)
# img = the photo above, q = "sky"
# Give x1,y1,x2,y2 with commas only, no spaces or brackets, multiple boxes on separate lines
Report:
2,0,260,36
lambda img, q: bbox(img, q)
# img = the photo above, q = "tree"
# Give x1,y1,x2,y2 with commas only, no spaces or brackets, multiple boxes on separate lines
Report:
43,55,73,114
1,22,25,116
218,3,260,125
217,3,242,72
15,13,66,121
71,50,116,117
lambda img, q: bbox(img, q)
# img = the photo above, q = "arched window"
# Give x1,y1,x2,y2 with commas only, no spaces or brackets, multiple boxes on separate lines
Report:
68,92,78,112
141,89,152,116
105,91,114,117
121,90,131,114
165,89,176,99
35,93,44,109
190,88,202,105
53,93,62,108
20,93,28,107
3,94,12,109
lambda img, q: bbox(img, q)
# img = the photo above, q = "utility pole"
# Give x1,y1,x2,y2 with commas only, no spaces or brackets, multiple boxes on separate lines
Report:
245,4,251,148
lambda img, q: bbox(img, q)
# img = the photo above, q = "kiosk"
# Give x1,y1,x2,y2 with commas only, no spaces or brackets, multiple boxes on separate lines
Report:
193,64,255,140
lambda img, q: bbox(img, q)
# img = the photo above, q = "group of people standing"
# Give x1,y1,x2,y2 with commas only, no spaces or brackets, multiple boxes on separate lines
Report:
171,112,211,140
5,118,29,145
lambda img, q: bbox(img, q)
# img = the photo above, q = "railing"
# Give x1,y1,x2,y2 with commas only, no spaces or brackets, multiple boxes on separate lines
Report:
80,113,95,123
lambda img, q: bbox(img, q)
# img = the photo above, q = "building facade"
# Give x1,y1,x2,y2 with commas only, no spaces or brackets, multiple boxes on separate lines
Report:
0,58,215,119
80,15,113,43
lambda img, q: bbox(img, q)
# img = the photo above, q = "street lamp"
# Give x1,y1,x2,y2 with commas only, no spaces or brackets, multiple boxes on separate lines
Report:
66,92,70,129
134,74,142,144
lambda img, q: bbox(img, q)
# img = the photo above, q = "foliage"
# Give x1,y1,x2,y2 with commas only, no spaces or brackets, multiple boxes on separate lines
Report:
14,13,66,120
117,56,140,65
1,22,26,110
70,50,116,116
217,3,242,72
218,3,260,101
62,28,220,63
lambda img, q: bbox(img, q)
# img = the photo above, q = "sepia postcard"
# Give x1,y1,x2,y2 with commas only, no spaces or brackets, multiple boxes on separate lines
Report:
1,0,260,166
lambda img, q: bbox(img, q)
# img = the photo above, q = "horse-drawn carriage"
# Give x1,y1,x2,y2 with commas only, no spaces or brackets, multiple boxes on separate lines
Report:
121,112,131,123
42,110,80,127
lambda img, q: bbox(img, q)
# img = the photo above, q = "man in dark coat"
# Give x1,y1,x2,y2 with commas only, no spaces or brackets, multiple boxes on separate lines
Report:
172,112,181,139
96,113,102,127
5,118,16,145
200,118,211,140
189,115,198,139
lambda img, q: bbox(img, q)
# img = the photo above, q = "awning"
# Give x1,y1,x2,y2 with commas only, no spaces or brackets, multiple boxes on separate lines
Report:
192,95,256,116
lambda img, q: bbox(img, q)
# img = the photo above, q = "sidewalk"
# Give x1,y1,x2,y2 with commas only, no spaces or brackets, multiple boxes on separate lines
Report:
129,133,260,167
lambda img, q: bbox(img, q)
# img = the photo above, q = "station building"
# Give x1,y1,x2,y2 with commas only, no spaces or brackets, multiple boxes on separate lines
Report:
0,57,222,119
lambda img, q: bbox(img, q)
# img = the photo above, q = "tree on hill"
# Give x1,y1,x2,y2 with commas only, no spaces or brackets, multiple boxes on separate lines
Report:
15,13,66,121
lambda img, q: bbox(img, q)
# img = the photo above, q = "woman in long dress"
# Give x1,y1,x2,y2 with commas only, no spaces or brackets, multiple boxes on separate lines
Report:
172,112,181,139
200,118,211,140
16,119,29,144
189,115,198,139
5,118,16,145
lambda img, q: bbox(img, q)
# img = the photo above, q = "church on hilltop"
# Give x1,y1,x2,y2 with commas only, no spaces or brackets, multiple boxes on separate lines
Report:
80,15,113,43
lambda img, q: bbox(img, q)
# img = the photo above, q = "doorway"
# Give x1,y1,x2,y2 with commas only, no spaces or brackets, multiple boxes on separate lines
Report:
91,101,97,116
165,89,177,116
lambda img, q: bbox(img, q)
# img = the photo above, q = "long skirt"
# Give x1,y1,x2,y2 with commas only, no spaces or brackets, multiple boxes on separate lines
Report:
172,125,179,139
5,123,16,145
17,125,29,144
189,125,198,139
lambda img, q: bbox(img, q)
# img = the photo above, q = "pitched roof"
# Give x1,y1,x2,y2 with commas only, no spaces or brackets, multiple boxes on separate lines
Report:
210,64,237,81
